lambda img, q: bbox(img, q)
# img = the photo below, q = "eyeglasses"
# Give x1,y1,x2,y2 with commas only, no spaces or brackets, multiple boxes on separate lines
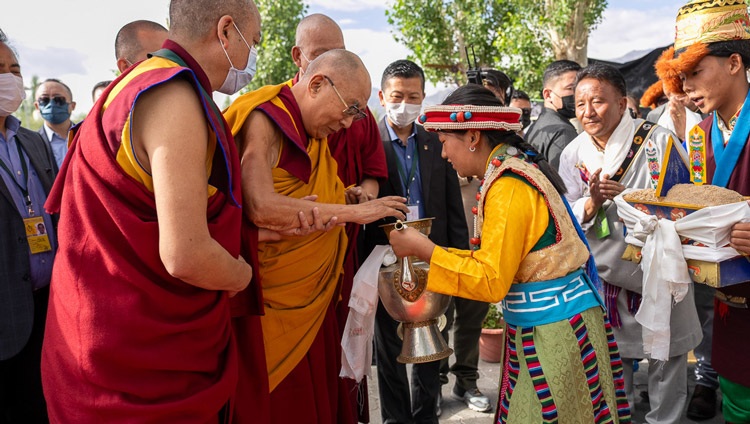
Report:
323,75,367,121
37,96,67,107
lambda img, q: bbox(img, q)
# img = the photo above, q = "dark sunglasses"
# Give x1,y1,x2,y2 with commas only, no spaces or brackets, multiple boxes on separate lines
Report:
37,96,67,107
323,75,367,122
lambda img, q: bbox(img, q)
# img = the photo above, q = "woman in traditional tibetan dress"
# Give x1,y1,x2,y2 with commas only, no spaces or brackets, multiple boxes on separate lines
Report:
388,84,631,423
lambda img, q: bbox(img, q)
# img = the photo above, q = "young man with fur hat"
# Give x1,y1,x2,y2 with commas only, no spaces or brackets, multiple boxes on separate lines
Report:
656,1,750,422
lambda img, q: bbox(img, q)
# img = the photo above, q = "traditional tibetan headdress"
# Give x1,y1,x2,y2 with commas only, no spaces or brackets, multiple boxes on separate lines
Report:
417,105,523,132
655,0,750,95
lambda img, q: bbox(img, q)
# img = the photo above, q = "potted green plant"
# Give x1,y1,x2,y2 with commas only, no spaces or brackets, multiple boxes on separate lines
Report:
479,303,504,363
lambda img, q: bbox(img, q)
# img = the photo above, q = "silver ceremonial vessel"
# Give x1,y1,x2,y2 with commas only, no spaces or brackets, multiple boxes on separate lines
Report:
379,218,453,364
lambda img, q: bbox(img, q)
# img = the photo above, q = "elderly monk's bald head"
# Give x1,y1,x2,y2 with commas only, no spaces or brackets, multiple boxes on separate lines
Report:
169,0,260,41
292,49,370,140
291,14,345,74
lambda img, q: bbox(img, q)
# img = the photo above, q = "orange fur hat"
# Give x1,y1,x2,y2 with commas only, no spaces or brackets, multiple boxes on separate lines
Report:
640,80,666,109
655,0,750,95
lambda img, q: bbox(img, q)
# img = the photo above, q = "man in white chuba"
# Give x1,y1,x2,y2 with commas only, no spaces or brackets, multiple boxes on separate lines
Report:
558,63,701,424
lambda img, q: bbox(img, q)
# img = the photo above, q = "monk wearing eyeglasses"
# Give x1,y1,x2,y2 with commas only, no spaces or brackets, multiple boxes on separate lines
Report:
224,49,408,423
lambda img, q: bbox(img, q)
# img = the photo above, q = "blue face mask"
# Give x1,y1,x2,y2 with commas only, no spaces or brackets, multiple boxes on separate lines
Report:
39,101,71,125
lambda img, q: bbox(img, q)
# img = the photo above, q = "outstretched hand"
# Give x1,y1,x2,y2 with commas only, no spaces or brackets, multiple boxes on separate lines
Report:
352,196,409,224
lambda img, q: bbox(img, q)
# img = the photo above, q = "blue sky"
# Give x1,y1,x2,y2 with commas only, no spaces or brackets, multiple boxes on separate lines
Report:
2,0,687,114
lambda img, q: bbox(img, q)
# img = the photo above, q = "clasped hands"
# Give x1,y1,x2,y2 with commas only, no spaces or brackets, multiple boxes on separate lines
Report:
589,168,625,207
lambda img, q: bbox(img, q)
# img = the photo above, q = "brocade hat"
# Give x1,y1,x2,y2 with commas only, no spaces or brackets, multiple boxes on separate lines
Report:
418,105,523,132
655,0,750,95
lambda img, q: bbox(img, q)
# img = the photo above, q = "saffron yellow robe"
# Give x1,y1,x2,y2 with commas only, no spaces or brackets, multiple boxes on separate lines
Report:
224,83,347,391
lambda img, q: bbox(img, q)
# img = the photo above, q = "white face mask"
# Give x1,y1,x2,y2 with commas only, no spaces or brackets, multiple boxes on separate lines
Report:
0,73,25,117
217,21,258,95
298,49,312,76
386,101,422,128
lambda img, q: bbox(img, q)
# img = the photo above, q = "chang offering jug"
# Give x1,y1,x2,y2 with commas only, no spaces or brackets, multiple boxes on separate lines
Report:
379,218,453,363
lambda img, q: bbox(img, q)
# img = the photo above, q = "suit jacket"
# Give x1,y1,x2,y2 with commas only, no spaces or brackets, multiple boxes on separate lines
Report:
363,118,468,255
0,126,57,360
525,107,579,170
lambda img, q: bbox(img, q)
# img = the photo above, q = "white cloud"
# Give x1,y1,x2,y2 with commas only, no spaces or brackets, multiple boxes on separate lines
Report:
306,0,386,12
588,6,678,61
343,28,411,90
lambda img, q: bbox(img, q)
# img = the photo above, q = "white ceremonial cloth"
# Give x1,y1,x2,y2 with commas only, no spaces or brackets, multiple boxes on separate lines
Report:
614,192,750,360
340,245,391,382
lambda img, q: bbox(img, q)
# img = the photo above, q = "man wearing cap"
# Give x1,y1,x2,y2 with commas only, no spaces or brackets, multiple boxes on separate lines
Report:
656,1,750,421
558,62,701,424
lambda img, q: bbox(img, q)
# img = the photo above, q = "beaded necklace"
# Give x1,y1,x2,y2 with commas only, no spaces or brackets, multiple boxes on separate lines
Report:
470,143,535,251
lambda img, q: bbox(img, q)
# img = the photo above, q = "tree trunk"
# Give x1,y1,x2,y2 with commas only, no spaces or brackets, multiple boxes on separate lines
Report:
545,0,590,66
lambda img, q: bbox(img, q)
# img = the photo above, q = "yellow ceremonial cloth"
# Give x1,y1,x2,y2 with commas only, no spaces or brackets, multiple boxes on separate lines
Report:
224,83,347,391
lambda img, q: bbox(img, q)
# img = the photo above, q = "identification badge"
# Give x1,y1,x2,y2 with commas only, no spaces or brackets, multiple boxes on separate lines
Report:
24,216,52,254
595,207,610,239
406,204,420,221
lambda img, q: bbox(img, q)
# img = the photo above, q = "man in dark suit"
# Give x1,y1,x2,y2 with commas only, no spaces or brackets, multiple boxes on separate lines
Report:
0,30,58,424
363,59,467,424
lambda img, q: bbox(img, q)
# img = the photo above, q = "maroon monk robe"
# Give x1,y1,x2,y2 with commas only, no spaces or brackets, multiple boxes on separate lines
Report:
41,41,250,423
699,117,750,388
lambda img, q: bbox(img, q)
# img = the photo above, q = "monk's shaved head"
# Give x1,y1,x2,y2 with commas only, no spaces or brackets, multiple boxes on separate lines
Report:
292,14,345,73
115,20,168,71
295,14,343,47
303,49,370,99
293,49,371,139
169,0,259,41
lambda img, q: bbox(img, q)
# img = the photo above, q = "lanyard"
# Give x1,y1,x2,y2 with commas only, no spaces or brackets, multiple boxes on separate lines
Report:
395,139,418,200
0,140,34,216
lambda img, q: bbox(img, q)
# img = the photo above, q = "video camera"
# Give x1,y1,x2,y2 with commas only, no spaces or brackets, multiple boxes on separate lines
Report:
465,47,514,106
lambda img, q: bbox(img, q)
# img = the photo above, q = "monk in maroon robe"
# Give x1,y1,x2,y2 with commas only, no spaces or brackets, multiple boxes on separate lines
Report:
41,3,264,422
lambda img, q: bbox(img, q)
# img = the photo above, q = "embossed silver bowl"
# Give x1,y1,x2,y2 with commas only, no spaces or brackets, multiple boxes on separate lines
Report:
379,218,453,363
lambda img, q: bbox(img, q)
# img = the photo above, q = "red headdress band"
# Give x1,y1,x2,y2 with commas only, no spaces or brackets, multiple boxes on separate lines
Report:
418,105,523,132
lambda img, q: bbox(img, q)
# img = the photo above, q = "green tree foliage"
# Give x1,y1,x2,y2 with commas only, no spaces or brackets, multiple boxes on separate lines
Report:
14,75,43,131
386,0,607,95
248,0,307,90
386,0,511,86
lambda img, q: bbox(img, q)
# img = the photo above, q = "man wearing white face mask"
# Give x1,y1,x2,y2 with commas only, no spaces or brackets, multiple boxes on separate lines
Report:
364,59,469,423
0,29,58,424
41,1,266,422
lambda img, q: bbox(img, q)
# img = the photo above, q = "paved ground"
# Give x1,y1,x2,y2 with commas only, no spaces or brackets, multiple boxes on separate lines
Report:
365,356,724,423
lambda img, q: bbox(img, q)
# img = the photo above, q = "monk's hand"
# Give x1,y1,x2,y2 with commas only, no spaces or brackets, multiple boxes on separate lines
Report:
353,196,409,224
599,173,625,202
345,186,369,204
228,256,252,297
388,226,435,262
279,207,339,237
730,221,750,256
